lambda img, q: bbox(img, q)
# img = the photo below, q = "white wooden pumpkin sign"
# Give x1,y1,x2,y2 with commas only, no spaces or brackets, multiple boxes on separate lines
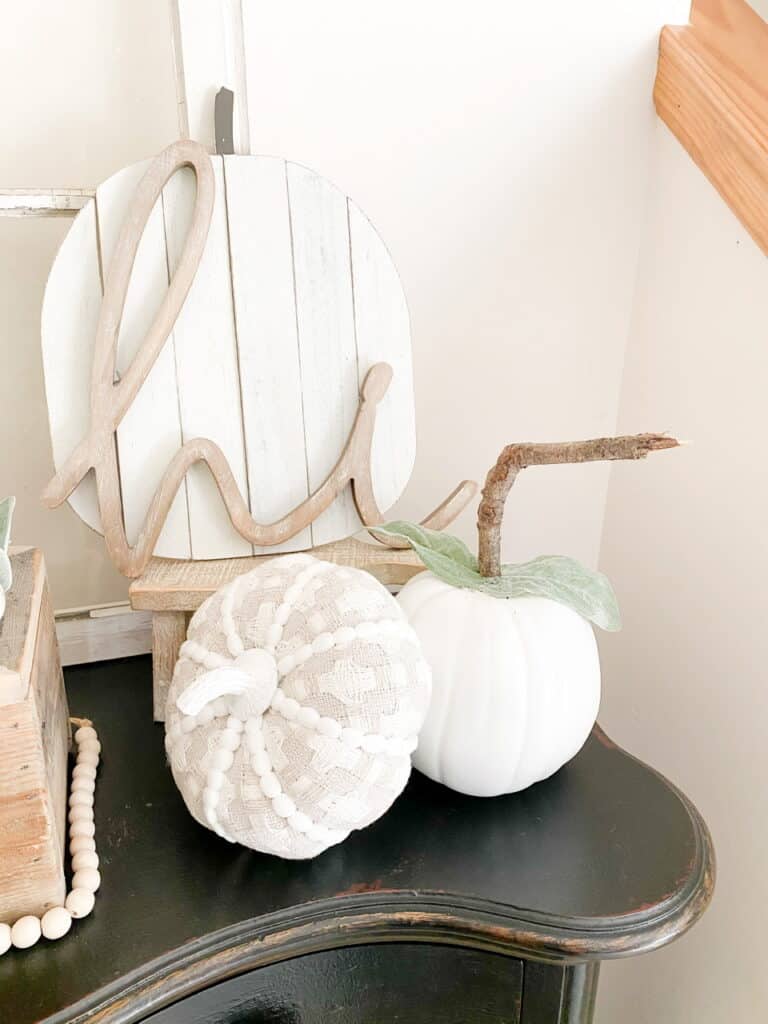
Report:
40,144,424,569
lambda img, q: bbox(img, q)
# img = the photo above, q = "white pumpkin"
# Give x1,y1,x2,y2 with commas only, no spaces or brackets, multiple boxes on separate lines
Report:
378,430,679,798
165,553,432,859
398,572,600,796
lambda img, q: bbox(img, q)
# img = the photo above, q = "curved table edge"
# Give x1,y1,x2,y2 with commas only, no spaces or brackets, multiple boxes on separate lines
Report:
56,728,715,1024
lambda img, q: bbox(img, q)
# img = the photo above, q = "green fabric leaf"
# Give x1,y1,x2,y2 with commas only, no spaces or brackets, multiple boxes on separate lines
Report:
0,496,14,553
372,521,478,570
0,497,14,593
374,520,621,631
0,553,10,594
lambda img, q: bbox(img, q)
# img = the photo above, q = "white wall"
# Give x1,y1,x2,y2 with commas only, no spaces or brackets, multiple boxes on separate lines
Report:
597,121,768,1022
1,0,683,609
238,0,687,573
0,0,178,608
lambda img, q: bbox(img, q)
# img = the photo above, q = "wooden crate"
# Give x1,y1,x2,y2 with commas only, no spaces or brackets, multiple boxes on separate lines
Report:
0,548,70,922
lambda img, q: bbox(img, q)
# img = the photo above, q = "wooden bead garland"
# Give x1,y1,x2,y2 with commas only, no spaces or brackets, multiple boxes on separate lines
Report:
0,720,101,955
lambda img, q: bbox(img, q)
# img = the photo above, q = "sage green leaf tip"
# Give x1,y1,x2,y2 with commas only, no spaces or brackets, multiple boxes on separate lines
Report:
375,520,621,631
0,496,15,553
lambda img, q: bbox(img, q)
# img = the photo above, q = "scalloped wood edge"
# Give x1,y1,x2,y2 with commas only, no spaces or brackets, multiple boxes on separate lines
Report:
654,0,768,257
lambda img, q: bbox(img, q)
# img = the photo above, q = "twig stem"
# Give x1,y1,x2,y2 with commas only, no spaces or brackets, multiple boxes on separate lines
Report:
476,433,680,578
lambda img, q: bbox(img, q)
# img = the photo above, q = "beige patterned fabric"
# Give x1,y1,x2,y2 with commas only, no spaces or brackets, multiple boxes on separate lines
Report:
165,554,431,859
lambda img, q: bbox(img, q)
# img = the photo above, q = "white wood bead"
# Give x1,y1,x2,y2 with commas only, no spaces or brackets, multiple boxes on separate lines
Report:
207,769,225,791
11,916,41,949
74,725,97,744
181,715,198,733
71,820,96,838
70,835,96,855
73,764,97,781
69,806,92,825
41,907,72,940
78,739,101,757
72,850,99,871
69,790,94,808
72,777,96,794
226,716,244,733
335,627,356,646
65,888,95,919
77,751,100,768
72,868,101,893
0,923,11,956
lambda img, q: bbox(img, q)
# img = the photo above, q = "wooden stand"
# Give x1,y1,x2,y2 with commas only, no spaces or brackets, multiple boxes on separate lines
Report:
129,537,424,720
0,548,70,922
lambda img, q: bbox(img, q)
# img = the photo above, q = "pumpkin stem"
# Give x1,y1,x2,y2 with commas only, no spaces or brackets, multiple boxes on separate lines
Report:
476,433,680,578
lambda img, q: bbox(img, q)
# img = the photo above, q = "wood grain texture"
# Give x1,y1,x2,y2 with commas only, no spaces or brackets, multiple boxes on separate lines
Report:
96,160,191,559
0,549,69,922
151,611,188,720
163,157,251,559
130,537,424,613
287,161,361,546
0,189,94,217
223,155,311,554
40,144,467,574
0,548,45,705
0,658,713,1024
654,0,768,257
41,197,104,534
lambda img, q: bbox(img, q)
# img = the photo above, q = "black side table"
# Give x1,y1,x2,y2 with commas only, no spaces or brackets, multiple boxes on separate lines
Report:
0,657,713,1023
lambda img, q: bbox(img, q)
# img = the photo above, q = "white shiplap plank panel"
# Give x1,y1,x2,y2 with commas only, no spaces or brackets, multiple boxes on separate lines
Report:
348,200,415,513
95,162,191,559
174,0,250,154
162,157,252,559
286,162,361,547
224,155,311,553
40,199,103,533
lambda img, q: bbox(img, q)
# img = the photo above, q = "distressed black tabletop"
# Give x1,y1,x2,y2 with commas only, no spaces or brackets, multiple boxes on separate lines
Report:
0,656,713,1024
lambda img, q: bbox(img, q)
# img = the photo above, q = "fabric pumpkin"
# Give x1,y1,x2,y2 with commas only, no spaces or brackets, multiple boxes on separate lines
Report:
165,554,431,859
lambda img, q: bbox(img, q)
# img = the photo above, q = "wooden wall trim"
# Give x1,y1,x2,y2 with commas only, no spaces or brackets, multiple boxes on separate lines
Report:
654,0,768,257
0,189,94,217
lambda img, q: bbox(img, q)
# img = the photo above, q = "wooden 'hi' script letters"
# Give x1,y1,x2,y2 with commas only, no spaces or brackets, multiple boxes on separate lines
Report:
42,140,476,578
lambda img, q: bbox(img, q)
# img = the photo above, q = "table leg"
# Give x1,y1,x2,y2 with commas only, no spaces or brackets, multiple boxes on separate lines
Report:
521,961,600,1022
151,611,187,722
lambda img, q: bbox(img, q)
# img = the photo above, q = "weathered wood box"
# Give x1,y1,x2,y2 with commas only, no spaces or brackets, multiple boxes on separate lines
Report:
0,548,70,922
